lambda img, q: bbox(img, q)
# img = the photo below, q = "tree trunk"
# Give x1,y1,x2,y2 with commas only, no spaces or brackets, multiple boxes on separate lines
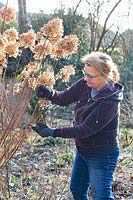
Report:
18,0,27,33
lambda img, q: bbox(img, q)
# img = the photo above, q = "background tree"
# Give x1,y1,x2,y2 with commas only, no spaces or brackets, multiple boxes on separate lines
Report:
118,30,133,127
18,0,27,33
73,0,122,52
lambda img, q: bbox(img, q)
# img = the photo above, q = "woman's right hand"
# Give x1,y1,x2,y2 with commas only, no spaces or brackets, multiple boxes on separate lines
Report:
36,85,53,98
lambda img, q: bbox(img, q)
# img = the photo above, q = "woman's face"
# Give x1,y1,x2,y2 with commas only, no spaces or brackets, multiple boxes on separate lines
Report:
83,64,108,90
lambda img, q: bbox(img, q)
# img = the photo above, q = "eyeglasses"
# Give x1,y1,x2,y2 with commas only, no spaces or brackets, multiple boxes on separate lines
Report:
82,69,101,80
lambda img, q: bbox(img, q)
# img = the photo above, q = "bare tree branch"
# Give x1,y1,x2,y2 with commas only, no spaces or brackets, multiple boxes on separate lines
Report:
104,31,118,52
73,0,83,15
96,0,122,50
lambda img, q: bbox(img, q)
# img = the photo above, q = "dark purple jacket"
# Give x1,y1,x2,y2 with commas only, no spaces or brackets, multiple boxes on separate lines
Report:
51,78,123,152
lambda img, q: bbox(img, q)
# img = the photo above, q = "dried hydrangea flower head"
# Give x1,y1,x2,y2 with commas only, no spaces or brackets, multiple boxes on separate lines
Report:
28,77,37,90
19,30,36,49
52,35,79,59
21,62,40,79
59,35,78,55
57,65,75,82
25,62,40,74
33,40,52,60
41,18,64,43
12,82,24,94
36,32,45,42
5,42,19,58
38,99,49,110
37,71,55,88
4,28,18,42
0,51,7,66
0,35,7,50
0,6,16,24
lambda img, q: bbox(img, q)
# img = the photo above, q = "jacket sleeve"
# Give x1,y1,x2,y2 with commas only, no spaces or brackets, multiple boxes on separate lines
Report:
49,78,85,106
53,100,119,138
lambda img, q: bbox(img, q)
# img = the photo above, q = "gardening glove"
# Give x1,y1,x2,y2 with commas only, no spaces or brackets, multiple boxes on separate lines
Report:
32,122,55,137
36,85,53,99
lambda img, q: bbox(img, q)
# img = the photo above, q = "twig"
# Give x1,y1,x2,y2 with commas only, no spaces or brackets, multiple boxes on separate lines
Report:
0,79,28,146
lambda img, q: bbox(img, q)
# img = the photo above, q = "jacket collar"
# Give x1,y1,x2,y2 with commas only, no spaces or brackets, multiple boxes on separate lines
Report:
91,82,124,101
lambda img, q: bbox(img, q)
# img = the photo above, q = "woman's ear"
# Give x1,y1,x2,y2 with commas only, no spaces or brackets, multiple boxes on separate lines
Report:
104,75,109,81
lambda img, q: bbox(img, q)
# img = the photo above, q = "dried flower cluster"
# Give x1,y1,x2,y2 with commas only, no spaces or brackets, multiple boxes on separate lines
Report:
37,71,55,88
52,35,79,59
33,40,52,59
0,51,6,66
38,99,49,110
12,82,24,94
57,65,75,82
41,18,64,43
0,6,16,24
21,62,40,79
4,27,18,41
19,30,36,49
5,41,19,58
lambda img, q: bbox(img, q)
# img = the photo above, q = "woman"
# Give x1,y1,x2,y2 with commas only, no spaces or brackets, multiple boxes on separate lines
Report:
32,51,123,200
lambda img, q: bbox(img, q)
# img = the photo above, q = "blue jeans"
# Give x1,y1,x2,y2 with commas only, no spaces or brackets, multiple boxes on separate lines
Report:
70,147,119,200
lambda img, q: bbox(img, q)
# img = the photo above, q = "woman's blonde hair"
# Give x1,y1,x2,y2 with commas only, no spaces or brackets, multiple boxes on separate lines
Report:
81,51,120,83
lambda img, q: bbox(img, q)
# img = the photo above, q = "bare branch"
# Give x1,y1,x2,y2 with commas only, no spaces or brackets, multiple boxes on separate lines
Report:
104,31,118,52
73,0,83,15
96,0,122,50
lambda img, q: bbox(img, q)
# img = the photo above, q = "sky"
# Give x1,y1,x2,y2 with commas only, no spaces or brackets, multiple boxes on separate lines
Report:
0,0,133,32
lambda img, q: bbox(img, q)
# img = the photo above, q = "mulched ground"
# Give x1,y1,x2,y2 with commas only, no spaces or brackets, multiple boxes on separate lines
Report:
6,136,132,200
